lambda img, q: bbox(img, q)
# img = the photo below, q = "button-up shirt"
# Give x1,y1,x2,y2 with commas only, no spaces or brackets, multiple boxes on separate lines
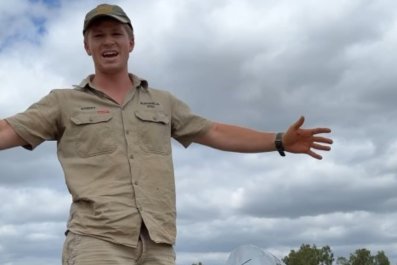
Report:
6,74,212,247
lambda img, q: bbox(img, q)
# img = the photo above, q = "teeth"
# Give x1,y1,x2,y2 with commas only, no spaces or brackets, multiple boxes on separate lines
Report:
103,51,118,57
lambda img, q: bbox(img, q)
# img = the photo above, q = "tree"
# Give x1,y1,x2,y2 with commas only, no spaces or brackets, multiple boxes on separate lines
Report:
337,248,390,265
374,251,390,265
282,244,334,265
349,249,373,265
336,257,349,265
282,245,391,265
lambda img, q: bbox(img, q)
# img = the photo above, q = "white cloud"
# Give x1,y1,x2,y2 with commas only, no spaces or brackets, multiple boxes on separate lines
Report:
0,187,69,223
1,0,397,264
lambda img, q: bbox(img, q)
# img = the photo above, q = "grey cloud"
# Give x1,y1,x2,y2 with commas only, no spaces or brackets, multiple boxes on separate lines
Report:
0,222,64,265
0,142,64,189
239,179,397,218
0,187,69,224
1,0,397,264
237,151,397,218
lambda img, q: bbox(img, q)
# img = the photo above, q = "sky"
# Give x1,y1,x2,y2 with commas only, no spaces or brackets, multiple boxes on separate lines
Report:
0,0,397,264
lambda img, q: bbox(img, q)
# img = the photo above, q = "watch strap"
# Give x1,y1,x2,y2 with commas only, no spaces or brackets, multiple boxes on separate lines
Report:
275,132,286,157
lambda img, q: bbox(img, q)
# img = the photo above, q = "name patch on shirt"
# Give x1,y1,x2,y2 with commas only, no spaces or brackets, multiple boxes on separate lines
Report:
80,106,110,114
140,102,160,109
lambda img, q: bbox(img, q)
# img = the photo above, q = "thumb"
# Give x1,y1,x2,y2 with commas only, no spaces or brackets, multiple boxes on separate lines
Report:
292,116,305,130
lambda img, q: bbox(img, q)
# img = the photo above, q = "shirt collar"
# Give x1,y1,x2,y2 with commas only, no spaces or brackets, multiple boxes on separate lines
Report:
75,73,149,90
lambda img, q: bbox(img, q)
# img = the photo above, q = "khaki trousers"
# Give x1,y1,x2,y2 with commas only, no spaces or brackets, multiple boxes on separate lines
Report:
62,228,175,265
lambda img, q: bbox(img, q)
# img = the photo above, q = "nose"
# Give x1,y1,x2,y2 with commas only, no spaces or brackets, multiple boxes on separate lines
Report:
103,35,116,46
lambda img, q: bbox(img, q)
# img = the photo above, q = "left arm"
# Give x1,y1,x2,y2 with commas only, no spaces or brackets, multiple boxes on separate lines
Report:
194,122,277,153
193,116,333,159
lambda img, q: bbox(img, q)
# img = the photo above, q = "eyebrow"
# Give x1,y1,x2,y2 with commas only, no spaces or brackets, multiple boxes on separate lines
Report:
91,25,124,32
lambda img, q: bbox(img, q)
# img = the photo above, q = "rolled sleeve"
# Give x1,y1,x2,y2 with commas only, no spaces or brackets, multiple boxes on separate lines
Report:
170,94,212,148
5,90,61,150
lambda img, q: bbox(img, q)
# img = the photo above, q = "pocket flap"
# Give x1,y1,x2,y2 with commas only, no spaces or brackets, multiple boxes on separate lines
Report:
71,113,112,125
135,110,169,124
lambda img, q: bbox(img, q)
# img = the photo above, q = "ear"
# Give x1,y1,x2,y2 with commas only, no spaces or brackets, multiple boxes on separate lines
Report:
129,39,134,53
84,40,92,56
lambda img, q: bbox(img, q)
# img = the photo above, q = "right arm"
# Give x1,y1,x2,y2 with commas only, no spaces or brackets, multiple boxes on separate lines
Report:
0,119,28,150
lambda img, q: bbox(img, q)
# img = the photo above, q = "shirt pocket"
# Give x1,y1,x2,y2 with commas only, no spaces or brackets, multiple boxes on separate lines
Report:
134,110,171,155
70,113,117,157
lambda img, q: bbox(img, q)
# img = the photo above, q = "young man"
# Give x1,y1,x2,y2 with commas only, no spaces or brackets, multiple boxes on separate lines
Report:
0,4,333,265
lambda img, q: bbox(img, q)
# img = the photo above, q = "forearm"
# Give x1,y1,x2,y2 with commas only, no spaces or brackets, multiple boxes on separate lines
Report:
0,119,27,150
194,122,277,153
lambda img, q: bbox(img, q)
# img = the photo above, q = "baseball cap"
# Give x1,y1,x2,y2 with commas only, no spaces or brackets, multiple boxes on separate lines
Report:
225,245,286,265
83,4,133,34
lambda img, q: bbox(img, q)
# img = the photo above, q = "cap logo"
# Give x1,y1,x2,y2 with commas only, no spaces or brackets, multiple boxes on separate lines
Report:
95,5,114,15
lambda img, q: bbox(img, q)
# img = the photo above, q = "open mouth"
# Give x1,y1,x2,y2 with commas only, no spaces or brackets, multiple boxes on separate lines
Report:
102,50,119,58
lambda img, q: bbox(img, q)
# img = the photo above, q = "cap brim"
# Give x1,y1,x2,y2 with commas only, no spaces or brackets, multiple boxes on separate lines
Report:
84,14,130,33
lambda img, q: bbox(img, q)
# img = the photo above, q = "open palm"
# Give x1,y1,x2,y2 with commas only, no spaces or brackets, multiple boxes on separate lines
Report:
283,116,333,159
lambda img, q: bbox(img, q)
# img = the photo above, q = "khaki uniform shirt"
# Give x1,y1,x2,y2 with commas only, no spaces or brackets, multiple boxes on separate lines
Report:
6,74,212,247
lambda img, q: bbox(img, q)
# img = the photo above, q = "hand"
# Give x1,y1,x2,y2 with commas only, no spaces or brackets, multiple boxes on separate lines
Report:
283,116,333,160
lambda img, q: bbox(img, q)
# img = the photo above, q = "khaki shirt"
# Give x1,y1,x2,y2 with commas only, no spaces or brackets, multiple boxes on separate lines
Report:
6,74,212,247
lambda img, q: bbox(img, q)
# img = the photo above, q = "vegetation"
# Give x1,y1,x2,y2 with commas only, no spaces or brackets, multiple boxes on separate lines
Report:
282,244,334,265
282,244,390,265
192,244,391,265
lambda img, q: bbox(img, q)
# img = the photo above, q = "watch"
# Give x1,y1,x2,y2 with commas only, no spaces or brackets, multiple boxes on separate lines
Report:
275,132,286,157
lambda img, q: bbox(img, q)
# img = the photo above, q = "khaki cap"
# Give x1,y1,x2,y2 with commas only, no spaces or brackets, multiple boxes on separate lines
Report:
83,4,132,34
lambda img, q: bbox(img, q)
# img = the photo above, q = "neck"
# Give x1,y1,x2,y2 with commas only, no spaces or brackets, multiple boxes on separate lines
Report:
93,70,132,89
92,70,134,104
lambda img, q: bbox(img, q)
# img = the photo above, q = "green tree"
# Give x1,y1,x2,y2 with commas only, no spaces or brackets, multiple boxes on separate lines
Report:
350,249,373,265
282,244,334,265
374,251,390,265
337,248,391,265
336,256,349,265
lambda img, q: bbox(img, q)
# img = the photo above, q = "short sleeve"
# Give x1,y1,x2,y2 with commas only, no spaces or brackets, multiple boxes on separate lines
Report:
169,93,212,148
5,90,62,150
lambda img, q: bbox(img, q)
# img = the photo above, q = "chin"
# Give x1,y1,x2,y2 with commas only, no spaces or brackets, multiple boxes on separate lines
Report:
98,65,125,74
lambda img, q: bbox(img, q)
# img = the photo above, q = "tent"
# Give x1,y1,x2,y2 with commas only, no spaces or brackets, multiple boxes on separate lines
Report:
225,245,286,265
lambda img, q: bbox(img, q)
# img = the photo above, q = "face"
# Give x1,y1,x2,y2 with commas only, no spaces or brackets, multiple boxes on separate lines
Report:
84,18,134,75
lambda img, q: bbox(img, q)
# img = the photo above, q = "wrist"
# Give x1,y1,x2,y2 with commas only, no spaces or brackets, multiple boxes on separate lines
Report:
275,132,286,157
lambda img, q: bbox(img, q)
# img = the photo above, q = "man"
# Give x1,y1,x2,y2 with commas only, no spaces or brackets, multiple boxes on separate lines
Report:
0,4,333,265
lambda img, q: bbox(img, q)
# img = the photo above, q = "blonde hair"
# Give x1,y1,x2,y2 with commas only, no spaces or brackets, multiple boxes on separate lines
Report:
84,21,134,42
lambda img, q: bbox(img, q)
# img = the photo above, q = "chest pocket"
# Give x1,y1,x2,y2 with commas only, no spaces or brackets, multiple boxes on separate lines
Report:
134,110,171,155
70,113,116,157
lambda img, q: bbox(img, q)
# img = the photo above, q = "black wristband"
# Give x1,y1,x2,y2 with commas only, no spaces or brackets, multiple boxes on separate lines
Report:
275,132,286,157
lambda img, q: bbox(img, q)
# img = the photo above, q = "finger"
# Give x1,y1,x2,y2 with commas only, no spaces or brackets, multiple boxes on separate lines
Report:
313,136,333,144
311,143,332,151
312,128,332,135
293,116,305,130
308,150,322,160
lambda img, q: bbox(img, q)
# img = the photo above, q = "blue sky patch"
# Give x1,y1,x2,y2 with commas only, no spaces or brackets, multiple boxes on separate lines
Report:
29,0,61,8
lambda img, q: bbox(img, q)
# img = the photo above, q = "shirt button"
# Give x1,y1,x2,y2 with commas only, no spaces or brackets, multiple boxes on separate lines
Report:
152,116,157,121
134,181,138,185
126,130,130,135
129,155,134,159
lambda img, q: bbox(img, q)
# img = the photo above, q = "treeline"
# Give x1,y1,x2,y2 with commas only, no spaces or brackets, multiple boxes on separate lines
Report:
282,244,390,265
192,244,392,265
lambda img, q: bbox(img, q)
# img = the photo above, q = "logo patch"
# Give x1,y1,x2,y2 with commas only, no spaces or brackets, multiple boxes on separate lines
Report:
97,108,110,114
140,102,160,108
80,106,96,111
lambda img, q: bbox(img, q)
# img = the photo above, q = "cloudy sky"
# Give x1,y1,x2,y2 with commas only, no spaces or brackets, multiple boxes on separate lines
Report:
1,0,397,264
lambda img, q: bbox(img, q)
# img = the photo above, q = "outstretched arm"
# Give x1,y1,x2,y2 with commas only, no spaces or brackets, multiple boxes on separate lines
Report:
193,116,332,159
0,119,28,150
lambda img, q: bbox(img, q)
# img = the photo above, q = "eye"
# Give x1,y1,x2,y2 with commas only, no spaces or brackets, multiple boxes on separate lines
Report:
93,33,104,38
